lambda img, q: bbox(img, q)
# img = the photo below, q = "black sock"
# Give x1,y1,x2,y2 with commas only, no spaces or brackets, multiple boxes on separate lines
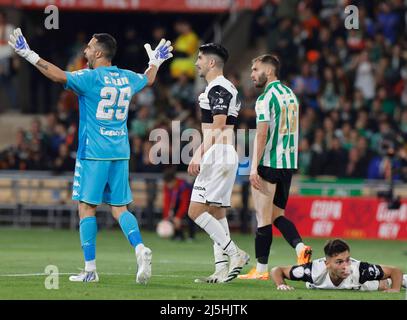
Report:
172,229,184,240
273,216,302,249
255,224,272,264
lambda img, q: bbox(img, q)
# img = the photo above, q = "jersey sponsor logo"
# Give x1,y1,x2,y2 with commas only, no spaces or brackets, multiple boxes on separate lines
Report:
213,104,227,111
193,186,206,191
72,69,89,76
100,127,126,137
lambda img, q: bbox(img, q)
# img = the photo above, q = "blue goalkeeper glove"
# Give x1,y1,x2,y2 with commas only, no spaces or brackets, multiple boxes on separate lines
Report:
144,38,173,68
8,28,40,65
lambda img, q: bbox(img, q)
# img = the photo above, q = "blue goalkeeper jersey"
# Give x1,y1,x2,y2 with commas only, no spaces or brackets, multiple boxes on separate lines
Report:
64,66,148,160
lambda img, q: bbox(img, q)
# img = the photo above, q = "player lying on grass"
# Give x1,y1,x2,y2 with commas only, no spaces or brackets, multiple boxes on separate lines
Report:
271,238,406,292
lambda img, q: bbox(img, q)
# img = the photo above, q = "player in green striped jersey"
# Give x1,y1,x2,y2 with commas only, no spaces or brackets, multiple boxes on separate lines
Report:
239,54,312,280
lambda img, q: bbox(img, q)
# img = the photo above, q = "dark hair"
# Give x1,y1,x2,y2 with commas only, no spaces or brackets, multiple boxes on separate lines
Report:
324,239,350,257
252,54,280,77
199,43,229,64
92,33,117,61
163,166,177,183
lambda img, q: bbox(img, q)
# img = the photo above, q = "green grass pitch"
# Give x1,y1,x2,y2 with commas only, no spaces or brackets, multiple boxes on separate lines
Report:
0,228,405,300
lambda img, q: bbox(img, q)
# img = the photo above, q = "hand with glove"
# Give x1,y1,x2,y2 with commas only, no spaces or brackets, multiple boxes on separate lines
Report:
8,28,40,65
144,38,173,68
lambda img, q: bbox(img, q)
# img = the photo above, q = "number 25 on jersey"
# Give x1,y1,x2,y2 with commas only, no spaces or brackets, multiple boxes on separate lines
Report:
96,86,131,121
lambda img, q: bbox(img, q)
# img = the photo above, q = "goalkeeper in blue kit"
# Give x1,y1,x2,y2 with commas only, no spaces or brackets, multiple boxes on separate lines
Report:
9,28,173,284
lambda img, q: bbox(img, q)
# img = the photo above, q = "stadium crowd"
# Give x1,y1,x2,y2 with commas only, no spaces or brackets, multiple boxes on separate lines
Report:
0,1,406,182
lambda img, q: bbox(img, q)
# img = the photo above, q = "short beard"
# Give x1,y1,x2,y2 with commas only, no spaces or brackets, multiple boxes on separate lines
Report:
198,68,206,78
86,57,94,69
255,72,268,88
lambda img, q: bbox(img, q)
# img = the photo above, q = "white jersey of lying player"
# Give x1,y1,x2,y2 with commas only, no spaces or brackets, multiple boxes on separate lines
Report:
191,75,241,207
289,257,385,291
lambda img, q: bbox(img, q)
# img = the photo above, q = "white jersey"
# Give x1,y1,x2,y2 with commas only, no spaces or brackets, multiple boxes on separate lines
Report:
191,76,241,207
198,75,241,125
289,257,384,291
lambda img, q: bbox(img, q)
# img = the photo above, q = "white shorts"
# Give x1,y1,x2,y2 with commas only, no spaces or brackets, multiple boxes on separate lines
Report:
191,144,238,207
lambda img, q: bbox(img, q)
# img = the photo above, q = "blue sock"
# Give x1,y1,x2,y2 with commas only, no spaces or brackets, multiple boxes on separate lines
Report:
79,216,97,262
119,211,143,247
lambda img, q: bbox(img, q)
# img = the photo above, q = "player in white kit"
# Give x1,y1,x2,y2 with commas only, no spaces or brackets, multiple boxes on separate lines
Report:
271,239,406,292
188,43,249,283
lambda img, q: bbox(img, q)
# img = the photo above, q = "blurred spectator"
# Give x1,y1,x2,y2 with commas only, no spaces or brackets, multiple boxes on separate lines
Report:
27,137,47,170
324,137,347,177
117,28,145,72
26,117,47,147
28,26,54,113
130,136,144,172
66,31,87,71
251,0,280,42
130,105,155,138
291,62,320,109
170,73,195,110
298,137,312,175
49,123,67,158
53,143,75,173
5,129,30,170
170,20,199,79
309,128,325,176
353,50,375,101
318,67,340,112
345,147,366,178
356,136,377,170
376,2,401,45
162,166,195,241
371,120,393,155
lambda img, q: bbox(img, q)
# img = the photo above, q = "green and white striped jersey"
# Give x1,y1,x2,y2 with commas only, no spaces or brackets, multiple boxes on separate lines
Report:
255,80,299,169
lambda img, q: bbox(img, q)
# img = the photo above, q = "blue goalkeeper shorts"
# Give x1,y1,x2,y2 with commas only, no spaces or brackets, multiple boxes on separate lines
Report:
72,159,132,206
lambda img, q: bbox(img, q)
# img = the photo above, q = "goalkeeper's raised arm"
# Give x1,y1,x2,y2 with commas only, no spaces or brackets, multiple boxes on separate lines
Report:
8,28,173,86
8,28,67,83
